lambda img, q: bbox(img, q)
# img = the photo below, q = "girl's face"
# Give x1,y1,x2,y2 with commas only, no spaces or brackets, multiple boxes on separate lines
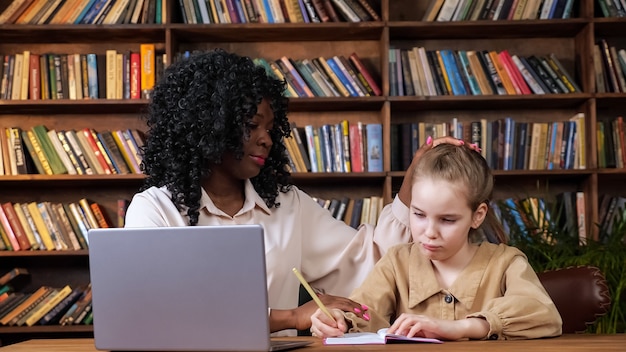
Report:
409,177,487,264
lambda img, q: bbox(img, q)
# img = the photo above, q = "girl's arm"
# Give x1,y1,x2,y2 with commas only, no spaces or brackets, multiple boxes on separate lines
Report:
466,256,562,340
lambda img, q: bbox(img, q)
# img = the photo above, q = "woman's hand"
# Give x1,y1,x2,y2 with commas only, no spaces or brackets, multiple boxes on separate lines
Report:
310,308,349,338
387,314,489,341
292,294,368,331
398,137,479,206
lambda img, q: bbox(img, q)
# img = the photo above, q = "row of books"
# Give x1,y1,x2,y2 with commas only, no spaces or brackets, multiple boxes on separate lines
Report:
0,198,115,252
313,195,383,229
178,0,379,24
285,122,382,173
597,117,626,169
0,45,160,101
0,271,93,327
0,0,165,25
255,53,382,98
389,47,581,97
423,0,575,22
0,126,145,176
593,39,626,93
597,0,626,17
390,114,586,172
491,192,587,244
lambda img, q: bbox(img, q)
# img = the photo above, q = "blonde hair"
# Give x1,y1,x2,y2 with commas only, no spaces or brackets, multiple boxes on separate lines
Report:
413,144,507,244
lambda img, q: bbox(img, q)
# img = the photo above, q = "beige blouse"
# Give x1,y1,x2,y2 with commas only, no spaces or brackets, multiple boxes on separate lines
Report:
124,180,413,332
345,242,562,340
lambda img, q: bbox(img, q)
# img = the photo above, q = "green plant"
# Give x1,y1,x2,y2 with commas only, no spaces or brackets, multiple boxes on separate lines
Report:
494,197,626,334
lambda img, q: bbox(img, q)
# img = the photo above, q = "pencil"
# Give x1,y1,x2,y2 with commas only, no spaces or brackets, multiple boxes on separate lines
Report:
291,267,335,321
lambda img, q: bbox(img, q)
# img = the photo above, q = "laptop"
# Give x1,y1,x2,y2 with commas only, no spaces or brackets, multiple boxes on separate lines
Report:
88,225,311,351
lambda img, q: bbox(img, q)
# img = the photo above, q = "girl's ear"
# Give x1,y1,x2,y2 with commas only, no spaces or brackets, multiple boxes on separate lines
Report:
471,203,488,229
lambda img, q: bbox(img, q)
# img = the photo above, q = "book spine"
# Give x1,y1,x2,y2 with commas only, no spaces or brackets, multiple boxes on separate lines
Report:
2,203,31,250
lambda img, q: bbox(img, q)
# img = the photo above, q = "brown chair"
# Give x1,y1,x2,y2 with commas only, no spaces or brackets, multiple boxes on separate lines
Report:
537,266,612,333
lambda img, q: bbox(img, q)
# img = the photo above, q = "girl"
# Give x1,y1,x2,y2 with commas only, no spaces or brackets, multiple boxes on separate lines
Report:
310,144,562,340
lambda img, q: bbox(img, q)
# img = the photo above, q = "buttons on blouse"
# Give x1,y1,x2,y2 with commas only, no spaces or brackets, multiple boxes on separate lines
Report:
444,294,453,303
488,334,499,340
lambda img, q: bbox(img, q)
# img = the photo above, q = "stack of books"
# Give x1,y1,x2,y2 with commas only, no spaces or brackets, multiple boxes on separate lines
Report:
0,268,93,328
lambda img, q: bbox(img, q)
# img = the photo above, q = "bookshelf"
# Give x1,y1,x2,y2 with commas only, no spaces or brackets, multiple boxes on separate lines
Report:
0,0,625,345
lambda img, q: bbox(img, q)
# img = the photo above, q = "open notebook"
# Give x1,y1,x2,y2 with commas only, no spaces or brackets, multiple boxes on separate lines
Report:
88,225,311,351
324,328,443,345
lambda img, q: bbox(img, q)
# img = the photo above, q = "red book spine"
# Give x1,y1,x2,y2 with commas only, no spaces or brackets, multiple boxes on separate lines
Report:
2,203,31,250
499,50,532,95
0,205,21,250
349,124,363,172
81,128,112,174
130,52,141,99
29,53,40,100
348,52,382,96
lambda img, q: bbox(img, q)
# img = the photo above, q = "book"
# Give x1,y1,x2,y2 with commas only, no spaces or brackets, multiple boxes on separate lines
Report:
31,125,67,175
324,328,438,345
25,285,72,326
26,202,56,251
140,43,155,99
1,202,31,250
0,286,52,326
0,268,29,288
37,285,85,325
365,123,382,172
13,203,40,249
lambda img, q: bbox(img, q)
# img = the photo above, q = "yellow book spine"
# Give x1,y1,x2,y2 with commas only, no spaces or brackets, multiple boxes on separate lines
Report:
78,198,100,229
13,203,39,250
489,51,517,95
27,202,55,251
26,285,72,326
140,43,155,99
268,61,298,98
317,57,350,97
436,50,453,94
341,120,351,172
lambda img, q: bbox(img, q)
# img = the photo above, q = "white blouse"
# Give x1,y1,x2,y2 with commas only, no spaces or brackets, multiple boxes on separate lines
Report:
124,180,412,332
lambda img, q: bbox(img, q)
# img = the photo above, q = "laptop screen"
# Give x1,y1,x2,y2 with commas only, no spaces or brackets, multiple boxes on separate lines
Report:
89,225,273,351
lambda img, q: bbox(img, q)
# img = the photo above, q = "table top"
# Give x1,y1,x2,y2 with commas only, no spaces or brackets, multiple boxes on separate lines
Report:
1,334,625,351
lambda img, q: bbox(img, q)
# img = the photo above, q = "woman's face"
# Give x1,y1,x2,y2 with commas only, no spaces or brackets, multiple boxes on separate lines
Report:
219,99,275,180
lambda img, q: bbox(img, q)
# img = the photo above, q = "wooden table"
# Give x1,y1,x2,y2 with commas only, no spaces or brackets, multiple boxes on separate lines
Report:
0,334,625,351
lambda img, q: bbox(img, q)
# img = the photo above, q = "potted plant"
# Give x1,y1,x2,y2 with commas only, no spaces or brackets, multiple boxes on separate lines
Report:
493,196,626,333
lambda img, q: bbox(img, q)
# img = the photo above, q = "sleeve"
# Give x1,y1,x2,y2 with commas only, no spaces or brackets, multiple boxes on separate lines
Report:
124,190,188,227
298,190,412,298
343,248,403,333
466,256,563,340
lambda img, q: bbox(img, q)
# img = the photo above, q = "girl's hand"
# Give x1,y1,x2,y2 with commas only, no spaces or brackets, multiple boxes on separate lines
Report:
310,308,348,338
387,314,489,341
293,294,368,330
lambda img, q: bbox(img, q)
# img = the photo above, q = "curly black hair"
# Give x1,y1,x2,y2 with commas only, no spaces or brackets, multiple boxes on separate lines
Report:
140,49,292,225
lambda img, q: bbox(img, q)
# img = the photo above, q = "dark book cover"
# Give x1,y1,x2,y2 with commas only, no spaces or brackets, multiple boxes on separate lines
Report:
527,55,562,94
425,50,446,96
399,50,414,96
38,285,84,325
349,198,364,228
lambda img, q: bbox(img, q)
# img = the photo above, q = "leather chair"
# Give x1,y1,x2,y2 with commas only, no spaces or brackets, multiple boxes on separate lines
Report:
537,265,612,333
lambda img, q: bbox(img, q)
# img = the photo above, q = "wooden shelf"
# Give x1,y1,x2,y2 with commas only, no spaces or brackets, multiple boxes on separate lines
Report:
389,94,590,111
0,99,149,114
388,19,589,40
0,250,88,257
0,0,624,344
